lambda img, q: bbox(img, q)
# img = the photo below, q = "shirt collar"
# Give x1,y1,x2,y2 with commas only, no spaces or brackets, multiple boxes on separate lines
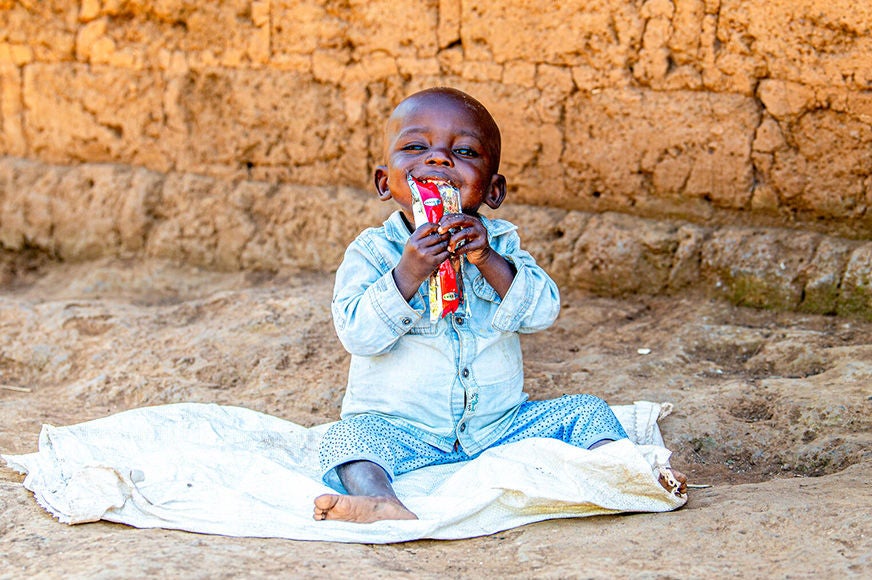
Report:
383,211,413,243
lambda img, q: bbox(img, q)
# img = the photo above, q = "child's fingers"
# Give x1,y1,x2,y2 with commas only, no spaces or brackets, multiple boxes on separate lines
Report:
447,227,487,254
448,234,470,254
411,224,449,247
436,213,478,233
412,222,442,238
408,228,451,262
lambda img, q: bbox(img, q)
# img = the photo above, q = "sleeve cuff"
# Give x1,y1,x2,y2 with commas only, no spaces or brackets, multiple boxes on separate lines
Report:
368,270,424,334
491,258,530,332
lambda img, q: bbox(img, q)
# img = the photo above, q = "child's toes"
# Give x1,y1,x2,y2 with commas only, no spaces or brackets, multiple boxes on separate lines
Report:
672,469,688,494
657,467,686,497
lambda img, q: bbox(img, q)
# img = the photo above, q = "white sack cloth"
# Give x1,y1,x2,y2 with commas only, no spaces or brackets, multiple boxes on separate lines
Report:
2,401,685,543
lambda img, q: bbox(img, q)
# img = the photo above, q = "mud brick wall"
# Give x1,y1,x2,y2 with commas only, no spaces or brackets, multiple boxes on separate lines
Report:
0,1,871,316
3,157,871,319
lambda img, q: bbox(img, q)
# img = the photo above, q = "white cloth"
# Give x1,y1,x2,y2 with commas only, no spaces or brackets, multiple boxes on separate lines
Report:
2,402,685,543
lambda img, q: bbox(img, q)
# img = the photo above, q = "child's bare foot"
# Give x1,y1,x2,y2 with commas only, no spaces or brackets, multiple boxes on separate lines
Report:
313,494,418,523
657,467,688,497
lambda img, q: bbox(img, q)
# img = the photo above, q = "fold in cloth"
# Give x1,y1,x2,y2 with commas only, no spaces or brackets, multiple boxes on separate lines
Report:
2,402,685,543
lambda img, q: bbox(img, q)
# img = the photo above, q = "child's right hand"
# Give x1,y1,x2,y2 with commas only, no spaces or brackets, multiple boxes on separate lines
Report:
392,223,451,301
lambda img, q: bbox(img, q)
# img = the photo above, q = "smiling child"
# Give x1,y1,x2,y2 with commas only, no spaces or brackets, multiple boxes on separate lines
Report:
314,87,685,523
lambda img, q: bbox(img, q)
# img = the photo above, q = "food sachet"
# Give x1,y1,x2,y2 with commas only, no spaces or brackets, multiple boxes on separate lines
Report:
407,174,465,322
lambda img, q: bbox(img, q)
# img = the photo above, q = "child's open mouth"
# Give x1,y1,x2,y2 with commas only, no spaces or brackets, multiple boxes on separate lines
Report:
413,175,459,190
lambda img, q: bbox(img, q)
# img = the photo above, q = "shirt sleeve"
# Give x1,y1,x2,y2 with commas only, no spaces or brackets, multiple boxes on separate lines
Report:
331,237,425,356
488,229,561,334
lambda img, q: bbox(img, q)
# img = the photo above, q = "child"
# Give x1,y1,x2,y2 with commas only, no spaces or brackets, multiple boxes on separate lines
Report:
314,87,685,523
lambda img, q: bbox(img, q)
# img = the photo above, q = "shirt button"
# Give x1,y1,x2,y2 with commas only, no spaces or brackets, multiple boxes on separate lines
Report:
461,368,469,378
459,424,466,432
455,316,464,325
401,317,411,325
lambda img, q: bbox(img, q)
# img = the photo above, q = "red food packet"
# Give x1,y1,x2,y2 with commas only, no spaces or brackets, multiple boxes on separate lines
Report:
410,177,445,224
407,174,463,321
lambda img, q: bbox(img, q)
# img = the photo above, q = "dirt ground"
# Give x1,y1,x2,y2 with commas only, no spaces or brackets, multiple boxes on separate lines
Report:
0,258,870,578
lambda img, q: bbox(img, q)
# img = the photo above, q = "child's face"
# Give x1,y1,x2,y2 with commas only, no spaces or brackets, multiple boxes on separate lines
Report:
374,91,506,225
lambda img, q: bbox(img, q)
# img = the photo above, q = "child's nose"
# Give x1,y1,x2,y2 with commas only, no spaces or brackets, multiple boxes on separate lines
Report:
426,146,453,166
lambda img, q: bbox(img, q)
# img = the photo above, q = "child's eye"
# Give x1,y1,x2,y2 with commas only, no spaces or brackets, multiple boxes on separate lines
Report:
454,147,478,157
401,143,426,151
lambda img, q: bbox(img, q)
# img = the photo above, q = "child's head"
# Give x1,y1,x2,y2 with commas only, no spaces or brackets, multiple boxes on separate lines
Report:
374,87,507,224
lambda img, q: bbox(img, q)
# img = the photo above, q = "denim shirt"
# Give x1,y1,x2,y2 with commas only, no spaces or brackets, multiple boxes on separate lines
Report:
332,211,561,455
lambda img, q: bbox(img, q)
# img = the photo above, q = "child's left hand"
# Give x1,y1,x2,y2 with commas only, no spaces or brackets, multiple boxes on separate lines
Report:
438,212,516,299
437,213,492,266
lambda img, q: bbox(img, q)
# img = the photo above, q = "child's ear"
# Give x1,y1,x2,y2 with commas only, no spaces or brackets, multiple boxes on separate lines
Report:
373,165,392,202
483,173,507,209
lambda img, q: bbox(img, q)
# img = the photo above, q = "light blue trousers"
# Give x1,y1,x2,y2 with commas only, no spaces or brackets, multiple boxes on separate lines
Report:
319,394,628,492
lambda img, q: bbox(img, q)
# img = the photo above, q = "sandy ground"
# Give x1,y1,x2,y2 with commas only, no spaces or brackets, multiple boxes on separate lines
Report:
0,258,870,578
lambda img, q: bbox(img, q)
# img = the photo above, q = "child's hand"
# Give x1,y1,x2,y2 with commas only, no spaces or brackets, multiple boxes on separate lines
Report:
437,213,492,266
438,213,516,299
393,222,451,301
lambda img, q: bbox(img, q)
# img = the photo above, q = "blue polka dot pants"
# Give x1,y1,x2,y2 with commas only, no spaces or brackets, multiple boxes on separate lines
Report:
319,394,628,491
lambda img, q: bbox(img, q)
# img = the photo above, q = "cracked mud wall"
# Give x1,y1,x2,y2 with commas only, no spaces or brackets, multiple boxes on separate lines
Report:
0,1,871,315
3,158,872,319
